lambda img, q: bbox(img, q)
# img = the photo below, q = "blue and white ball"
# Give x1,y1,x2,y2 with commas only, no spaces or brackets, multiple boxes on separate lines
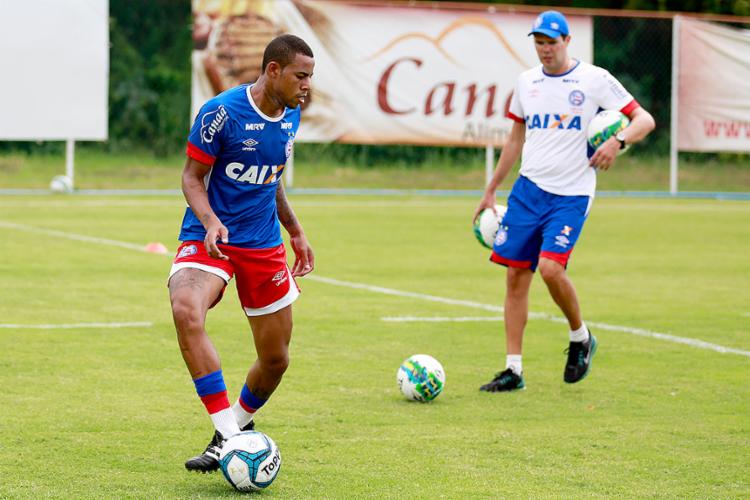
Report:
587,110,630,154
397,354,446,402
219,430,281,492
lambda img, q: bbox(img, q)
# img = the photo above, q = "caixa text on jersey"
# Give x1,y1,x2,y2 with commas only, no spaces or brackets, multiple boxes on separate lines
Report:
225,162,284,185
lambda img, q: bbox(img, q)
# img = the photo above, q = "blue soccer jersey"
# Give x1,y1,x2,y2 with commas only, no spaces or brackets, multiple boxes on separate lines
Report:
179,84,300,249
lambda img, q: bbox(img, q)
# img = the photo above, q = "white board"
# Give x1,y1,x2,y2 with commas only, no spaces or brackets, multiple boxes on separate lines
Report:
0,0,109,140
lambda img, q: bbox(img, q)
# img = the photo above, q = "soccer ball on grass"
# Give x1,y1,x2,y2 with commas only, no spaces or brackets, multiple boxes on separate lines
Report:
587,110,630,154
218,430,281,491
397,354,446,402
49,175,73,193
473,205,507,249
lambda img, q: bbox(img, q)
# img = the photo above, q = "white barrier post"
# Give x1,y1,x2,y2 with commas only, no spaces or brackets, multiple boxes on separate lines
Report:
286,145,294,188
65,139,75,189
669,16,680,195
485,144,495,187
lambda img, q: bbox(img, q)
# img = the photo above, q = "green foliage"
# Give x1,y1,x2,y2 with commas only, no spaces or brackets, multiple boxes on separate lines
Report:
594,17,673,154
106,1,192,156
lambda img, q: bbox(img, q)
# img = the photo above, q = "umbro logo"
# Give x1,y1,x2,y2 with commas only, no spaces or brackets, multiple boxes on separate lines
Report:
242,138,259,151
271,270,288,286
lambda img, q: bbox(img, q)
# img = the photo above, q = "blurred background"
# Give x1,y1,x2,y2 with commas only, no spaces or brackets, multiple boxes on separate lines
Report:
0,0,748,193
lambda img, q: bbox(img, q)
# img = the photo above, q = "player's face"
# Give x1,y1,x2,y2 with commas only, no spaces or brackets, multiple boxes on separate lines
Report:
533,34,570,74
276,53,315,109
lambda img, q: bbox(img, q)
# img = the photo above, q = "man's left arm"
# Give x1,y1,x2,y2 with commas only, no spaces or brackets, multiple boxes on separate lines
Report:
276,182,314,277
590,106,656,170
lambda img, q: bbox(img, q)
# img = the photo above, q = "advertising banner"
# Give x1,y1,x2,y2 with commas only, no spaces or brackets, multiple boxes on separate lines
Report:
192,0,592,147
0,0,108,140
678,18,750,152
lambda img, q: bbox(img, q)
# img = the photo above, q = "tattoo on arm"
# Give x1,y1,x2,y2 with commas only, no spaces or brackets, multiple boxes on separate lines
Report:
276,183,299,230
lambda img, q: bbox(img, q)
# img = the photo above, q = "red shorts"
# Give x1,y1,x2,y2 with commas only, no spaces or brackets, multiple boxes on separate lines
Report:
169,241,299,316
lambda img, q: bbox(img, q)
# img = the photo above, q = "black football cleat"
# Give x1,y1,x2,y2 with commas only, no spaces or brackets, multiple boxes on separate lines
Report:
184,430,224,473
564,330,598,383
479,368,526,392
240,420,255,432
184,421,256,473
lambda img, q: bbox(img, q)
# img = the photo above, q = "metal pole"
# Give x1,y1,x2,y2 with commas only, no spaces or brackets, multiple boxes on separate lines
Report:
65,139,75,189
485,144,495,187
669,16,680,195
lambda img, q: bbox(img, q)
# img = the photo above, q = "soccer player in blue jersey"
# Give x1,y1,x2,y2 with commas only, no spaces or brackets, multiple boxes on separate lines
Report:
168,34,315,472
474,11,655,392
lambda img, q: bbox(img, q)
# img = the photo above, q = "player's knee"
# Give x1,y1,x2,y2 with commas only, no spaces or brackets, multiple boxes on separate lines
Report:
538,259,564,283
261,352,289,378
506,267,530,294
171,298,204,335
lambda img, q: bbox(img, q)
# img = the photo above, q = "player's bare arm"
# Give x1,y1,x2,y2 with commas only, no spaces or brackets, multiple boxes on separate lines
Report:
276,182,314,277
474,120,526,222
590,107,656,170
181,157,229,260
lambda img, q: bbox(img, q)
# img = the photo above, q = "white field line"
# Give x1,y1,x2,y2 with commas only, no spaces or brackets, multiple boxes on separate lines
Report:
308,276,504,313
0,322,152,330
383,316,503,322
0,221,149,253
309,276,750,358
3,220,748,358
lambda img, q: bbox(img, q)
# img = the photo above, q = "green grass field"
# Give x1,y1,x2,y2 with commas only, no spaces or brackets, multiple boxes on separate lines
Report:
0,194,748,498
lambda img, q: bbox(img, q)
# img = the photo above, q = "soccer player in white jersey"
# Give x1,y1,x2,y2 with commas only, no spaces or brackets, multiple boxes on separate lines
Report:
168,34,315,471
474,11,655,392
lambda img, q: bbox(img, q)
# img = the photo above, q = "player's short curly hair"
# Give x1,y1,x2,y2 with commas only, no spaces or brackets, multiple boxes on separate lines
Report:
261,34,314,71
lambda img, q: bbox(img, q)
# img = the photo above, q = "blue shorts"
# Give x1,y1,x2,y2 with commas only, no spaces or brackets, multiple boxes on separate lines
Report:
491,176,591,271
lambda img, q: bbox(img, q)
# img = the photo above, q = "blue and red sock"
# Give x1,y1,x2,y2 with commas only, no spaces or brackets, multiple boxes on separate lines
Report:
193,370,240,437
232,384,268,428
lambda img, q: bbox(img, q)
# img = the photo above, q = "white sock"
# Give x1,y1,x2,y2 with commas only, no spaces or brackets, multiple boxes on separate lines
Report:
569,323,589,342
506,354,522,376
210,408,241,438
232,400,255,429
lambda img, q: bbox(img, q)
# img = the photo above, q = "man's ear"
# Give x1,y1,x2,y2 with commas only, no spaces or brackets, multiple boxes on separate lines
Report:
266,61,282,78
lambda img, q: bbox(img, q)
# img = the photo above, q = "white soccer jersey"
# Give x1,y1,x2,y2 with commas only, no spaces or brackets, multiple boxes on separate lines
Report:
507,60,638,196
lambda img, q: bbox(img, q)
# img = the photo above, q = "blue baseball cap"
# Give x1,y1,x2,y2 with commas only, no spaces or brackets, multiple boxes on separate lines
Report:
529,10,570,38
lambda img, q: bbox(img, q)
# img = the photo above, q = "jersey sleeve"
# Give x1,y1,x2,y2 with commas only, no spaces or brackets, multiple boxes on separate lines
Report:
186,101,230,166
506,78,525,123
596,69,639,117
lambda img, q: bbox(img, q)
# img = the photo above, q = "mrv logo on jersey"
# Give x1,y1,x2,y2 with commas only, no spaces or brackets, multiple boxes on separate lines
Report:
525,113,582,130
225,162,284,185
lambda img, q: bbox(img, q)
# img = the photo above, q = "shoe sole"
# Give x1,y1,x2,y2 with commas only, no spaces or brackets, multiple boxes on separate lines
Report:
564,335,598,384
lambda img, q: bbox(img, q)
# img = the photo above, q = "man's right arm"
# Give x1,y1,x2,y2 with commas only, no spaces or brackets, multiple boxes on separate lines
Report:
474,120,525,221
182,157,229,260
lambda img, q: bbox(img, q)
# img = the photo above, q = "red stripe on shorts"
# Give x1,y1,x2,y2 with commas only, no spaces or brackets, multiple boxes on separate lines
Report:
490,251,532,269
540,249,574,267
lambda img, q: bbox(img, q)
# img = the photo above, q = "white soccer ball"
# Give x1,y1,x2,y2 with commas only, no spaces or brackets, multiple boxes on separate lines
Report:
218,430,281,492
473,205,507,249
587,110,630,154
397,354,446,402
49,175,73,193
